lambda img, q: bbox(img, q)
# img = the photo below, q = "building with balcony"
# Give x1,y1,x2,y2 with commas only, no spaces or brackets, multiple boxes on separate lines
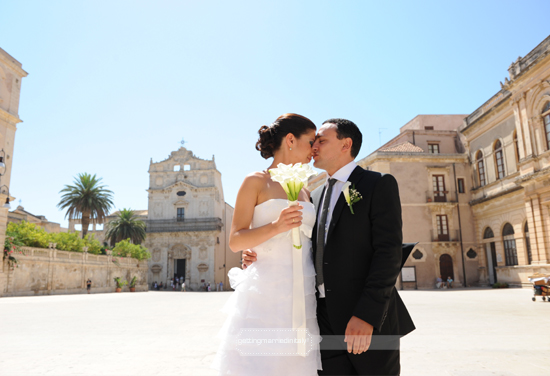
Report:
460,35,550,286
144,146,240,291
355,115,478,289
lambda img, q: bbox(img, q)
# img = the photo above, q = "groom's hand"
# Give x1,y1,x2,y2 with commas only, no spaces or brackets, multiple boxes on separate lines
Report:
241,250,257,269
344,316,374,355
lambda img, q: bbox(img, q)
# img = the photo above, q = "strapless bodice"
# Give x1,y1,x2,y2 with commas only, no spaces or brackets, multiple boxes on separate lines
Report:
251,199,316,248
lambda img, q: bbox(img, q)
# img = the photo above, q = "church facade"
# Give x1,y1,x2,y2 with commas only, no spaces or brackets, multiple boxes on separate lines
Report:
144,147,240,291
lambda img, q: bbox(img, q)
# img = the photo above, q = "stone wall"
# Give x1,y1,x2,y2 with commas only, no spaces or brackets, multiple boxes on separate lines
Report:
0,247,149,297
496,264,550,287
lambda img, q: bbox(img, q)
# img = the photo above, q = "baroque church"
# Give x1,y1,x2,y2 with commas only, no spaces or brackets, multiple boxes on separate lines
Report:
144,146,240,291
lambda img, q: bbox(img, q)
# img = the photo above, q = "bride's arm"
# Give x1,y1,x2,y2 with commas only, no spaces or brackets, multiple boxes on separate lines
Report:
229,174,303,252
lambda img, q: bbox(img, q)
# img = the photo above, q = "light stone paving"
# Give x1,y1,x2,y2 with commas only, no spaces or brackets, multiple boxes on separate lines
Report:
0,288,549,376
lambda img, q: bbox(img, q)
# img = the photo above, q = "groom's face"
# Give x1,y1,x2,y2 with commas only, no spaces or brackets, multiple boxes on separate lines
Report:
312,123,343,172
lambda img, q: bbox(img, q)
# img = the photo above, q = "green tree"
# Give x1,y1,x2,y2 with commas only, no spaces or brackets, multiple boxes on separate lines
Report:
112,239,151,261
105,208,146,246
57,173,114,238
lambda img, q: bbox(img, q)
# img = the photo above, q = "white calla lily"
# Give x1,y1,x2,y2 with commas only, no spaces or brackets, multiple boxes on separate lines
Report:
342,181,352,204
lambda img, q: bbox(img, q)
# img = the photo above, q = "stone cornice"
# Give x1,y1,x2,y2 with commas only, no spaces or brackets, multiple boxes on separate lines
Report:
0,107,22,127
0,48,28,78
359,152,468,166
470,171,521,193
461,107,515,141
147,180,215,193
517,149,550,170
461,91,512,135
462,36,550,136
469,186,523,206
515,165,550,185
505,37,550,90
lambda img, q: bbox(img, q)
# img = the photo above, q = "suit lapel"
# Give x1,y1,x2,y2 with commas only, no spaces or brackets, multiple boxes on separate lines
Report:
326,166,365,242
311,186,326,253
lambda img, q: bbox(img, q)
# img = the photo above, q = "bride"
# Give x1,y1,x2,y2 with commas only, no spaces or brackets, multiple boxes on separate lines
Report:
211,113,322,375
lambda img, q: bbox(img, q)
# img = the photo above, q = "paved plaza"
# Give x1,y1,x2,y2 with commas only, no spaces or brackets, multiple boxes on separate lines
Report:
0,288,548,376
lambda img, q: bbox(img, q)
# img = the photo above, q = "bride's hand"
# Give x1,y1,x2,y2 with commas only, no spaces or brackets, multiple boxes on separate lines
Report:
272,205,303,234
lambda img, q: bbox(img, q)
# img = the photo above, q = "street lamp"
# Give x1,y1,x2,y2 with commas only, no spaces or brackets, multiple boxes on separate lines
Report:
0,185,10,209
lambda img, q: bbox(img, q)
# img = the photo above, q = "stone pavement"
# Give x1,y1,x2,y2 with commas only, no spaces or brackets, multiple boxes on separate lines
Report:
0,288,548,376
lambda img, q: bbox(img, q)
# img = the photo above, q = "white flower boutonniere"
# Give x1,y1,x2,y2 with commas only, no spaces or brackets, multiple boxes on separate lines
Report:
342,182,363,215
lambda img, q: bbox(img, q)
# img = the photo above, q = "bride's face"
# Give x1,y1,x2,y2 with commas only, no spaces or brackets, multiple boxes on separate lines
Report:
291,129,316,164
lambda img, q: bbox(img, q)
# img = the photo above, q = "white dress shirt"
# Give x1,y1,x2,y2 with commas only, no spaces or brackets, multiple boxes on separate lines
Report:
317,160,357,298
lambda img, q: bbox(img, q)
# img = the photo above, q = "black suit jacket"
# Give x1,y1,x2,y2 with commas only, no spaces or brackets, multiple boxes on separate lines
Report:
311,166,415,339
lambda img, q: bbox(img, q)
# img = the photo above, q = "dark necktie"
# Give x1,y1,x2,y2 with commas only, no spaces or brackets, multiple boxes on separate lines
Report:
315,178,337,287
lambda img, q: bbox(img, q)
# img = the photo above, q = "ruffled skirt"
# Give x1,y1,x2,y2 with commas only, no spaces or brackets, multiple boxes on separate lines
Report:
211,234,322,375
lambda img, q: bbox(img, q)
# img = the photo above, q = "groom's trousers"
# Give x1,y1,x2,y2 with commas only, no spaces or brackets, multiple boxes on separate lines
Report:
317,298,400,376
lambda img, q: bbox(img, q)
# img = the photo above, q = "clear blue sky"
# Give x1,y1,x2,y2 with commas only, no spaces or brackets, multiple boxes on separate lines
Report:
2,0,549,227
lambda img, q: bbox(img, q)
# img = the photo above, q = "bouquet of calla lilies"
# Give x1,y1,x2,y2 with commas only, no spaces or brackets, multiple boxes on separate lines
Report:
269,163,317,249
269,163,317,356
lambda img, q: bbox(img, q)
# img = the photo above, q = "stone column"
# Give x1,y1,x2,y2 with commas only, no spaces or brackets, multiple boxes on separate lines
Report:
525,198,540,263
526,196,548,264
512,97,533,159
542,203,550,264
532,196,548,264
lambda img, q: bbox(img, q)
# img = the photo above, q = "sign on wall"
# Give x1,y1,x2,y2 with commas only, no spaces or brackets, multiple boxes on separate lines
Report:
401,266,417,282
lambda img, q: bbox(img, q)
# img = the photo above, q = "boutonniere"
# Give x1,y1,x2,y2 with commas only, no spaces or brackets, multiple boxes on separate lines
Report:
342,182,362,214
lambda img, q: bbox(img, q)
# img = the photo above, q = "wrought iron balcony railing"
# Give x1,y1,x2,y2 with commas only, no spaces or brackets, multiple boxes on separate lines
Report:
426,190,456,203
430,230,460,242
145,217,223,233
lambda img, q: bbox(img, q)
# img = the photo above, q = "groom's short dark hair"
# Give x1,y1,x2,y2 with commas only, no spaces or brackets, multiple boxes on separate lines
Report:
323,118,362,158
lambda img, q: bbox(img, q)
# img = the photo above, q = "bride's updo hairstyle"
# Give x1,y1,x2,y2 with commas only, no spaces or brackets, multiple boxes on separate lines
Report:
255,113,316,159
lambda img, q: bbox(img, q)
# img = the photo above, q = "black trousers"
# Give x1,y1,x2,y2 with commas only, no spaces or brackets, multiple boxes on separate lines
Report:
317,298,400,376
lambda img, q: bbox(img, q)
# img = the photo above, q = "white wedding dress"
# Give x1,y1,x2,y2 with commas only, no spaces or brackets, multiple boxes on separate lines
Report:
211,199,322,375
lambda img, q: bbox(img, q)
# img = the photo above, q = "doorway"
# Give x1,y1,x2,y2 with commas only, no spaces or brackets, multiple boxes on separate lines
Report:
485,242,497,284
439,254,454,281
174,259,186,281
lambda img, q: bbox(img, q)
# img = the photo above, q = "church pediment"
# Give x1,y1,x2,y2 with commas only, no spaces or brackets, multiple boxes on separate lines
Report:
173,199,189,207
165,181,197,191
148,180,197,194
151,147,215,168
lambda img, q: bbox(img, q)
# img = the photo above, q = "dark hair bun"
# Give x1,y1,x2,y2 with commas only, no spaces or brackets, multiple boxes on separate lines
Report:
255,125,276,159
255,114,316,159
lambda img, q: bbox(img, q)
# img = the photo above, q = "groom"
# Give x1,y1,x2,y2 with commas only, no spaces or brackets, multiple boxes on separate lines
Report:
310,119,414,375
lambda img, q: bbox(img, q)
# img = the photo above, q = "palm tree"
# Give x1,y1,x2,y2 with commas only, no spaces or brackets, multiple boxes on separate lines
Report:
58,173,114,238
105,208,146,246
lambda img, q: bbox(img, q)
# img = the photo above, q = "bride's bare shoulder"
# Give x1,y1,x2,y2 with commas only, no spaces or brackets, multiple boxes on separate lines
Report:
239,171,269,190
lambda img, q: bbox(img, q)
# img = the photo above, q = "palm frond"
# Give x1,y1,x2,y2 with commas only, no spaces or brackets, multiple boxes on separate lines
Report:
58,173,114,238
106,208,146,246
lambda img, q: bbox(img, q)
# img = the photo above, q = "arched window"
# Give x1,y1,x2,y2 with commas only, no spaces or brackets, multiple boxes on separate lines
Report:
494,140,505,179
502,223,518,266
524,222,532,265
483,227,494,239
513,131,520,163
543,102,550,151
476,151,486,186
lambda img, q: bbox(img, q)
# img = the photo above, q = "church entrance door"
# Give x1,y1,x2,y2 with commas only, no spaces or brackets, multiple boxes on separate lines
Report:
439,254,454,281
175,259,186,281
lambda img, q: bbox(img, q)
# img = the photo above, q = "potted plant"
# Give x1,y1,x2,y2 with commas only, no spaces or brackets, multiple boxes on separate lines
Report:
129,276,137,292
113,277,127,292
